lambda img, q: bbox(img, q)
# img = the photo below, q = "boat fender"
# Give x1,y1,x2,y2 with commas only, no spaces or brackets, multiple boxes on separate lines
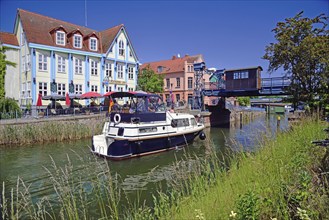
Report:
114,113,121,124
199,132,206,140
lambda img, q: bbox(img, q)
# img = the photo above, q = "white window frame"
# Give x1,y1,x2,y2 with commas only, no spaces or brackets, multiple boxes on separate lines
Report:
57,83,66,96
105,63,112,77
26,55,31,71
118,40,125,56
89,37,97,51
56,31,65,46
90,60,98,76
21,83,26,98
117,86,124,92
128,87,133,92
74,57,83,75
21,33,25,46
27,81,31,98
176,77,180,88
57,55,66,73
91,85,98,92
188,77,193,89
105,85,112,93
117,64,123,79
75,84,83,94
128,66,134,80
74,34,82,48
38,53,48,71
22,55,26,72
166,79,170,89
38,82,48,96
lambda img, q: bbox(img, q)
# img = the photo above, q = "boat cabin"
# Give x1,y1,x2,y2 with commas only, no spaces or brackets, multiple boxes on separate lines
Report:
105,92,167,123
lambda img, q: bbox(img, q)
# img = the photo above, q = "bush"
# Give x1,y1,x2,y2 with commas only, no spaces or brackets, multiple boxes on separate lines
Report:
0,97,22,119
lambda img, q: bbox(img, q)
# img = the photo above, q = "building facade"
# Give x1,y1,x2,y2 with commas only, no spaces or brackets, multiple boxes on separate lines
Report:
140,54,210,106
0,9,139,106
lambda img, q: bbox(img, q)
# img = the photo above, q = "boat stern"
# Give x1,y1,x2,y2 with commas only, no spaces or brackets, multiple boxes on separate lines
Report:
92,134,109,156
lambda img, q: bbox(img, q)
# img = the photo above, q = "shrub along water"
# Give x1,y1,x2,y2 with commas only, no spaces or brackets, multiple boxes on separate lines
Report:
1,118,328,219
0,119,104,145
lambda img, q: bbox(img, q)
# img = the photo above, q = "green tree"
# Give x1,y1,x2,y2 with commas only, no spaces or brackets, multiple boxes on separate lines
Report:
0,46,17,98
263,12,329,108
237,97,250,106
137,65,164,93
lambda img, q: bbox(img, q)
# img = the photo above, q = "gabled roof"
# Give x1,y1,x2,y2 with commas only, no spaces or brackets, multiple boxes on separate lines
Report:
0,32,19,46
140,54,204,74
100,24,123,53
17,9,125,54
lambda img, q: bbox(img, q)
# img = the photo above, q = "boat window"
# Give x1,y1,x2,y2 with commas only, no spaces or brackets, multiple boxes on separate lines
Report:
171,118,190,128
118,127,124,136
139,127,158,133
148,96,166,112
190,118,197,126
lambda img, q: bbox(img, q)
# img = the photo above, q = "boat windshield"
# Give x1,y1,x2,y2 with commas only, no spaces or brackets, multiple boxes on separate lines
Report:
107,92,166,113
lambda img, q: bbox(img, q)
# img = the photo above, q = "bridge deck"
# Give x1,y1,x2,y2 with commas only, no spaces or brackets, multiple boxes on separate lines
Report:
203,76,290,97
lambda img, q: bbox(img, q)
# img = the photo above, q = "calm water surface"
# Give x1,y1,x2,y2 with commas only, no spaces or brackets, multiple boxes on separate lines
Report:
0,114,288,206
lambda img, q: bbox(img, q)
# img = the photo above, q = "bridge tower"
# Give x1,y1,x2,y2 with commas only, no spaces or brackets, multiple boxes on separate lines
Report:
193,62,206,110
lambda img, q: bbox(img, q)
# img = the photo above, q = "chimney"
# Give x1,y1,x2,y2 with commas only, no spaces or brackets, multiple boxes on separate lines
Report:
172,55,176,60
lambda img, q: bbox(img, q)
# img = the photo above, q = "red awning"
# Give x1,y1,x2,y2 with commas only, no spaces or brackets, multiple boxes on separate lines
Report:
80,91,102,99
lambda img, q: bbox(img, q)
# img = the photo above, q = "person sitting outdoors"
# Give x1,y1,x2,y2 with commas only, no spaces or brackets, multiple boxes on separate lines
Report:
129,102,136,113
111,100,120,112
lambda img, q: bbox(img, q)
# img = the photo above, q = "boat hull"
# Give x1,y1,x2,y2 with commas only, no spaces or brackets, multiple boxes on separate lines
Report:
92,130,203,160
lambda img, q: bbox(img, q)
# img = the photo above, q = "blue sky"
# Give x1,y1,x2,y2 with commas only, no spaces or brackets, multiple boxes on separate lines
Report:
1,0,328,77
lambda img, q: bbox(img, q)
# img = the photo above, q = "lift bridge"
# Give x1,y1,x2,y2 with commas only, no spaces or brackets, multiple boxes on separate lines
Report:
192,62,291,109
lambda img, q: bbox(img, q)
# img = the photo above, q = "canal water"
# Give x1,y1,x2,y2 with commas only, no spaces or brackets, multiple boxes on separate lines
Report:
0,114,288,212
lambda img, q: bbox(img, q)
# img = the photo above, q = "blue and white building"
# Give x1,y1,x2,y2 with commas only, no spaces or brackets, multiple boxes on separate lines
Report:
0,9,139,106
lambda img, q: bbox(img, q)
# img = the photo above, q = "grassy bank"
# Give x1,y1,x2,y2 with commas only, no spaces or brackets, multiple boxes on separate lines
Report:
1,119,328,219
0,119,105,145
154,119,328,219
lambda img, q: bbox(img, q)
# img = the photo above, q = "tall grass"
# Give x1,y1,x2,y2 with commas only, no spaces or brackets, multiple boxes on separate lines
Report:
1,118,327,219
0,119,104,146
1,154,126,220
152,118,328,219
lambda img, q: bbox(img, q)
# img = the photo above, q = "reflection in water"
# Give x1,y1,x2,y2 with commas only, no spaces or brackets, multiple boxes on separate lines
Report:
0,114,288,205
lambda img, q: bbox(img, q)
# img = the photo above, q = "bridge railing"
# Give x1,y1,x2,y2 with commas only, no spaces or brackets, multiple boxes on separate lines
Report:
261,77,291,88
204,81,226,90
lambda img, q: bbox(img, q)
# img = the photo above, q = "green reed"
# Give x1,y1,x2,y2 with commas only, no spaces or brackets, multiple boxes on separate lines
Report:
1,118,328,219
0,119,104,146
150,118,328,219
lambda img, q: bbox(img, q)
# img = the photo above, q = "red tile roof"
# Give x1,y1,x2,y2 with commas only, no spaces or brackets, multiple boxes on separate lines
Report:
100,24,123,53
18,9,123,53
140,54,203,74
0,32,19,46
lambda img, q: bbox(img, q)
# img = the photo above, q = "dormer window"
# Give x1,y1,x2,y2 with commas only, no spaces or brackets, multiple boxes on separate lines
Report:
56,31,65,46
157,66,163,73
74,34,82,48
90,37,97,51
119,40,125,56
